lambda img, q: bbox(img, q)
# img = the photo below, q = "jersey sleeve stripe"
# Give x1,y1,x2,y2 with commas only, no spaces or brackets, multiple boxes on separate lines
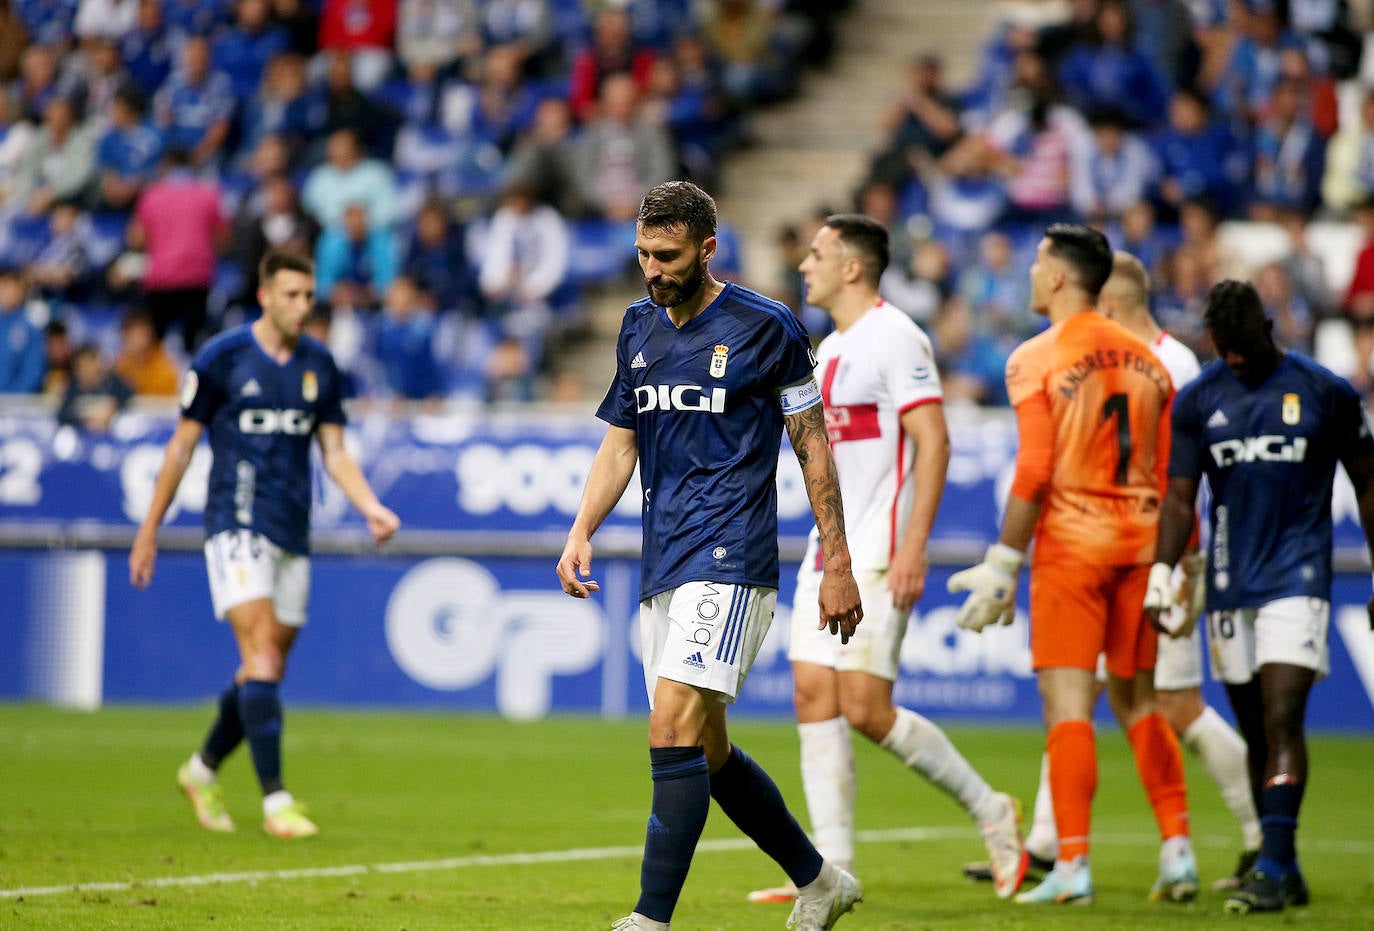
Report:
897,397,942,415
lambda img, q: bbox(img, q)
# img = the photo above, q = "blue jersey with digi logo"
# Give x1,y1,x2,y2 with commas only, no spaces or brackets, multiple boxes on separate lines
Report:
182,326,346,555
1169,352,1374,610
598,282,819,600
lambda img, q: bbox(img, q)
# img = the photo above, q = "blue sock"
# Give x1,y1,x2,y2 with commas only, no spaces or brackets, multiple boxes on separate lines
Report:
239,680,285,796
199,683,243,769
634,747,710,923
1257,781,1304,875
709,745,823,888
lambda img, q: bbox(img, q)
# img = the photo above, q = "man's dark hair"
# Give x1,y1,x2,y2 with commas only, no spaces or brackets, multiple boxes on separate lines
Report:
825,213,890,286
637,181,717,243
114,85,147,117
1044,223,1113,297
1204,279,1273,347
259,249,314,283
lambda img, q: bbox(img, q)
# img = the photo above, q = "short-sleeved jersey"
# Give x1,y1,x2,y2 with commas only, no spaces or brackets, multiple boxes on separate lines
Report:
1153,331,1202,392
182,326,347,555
597,282,819,600
1169,352,1374,609
802,300,943,572
1006,311,1174,565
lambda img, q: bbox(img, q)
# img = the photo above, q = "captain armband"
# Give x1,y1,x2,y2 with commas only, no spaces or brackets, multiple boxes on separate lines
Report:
778,376,822,415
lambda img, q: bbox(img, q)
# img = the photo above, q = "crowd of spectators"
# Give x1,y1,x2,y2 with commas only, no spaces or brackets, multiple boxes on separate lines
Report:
0,0,851,416
774,0,1374,405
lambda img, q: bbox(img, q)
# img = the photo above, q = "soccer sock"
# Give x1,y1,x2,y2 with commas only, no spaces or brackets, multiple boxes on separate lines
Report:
1046,720,1096,862
1257,779,1305,875
1025,752,1058,861
798,716,856,868
1182,706,1262,850
634,746,710,923
198,682,243,771
239,679,285,797
1127,713,1190,840
710,744,824,888
879,707,1000,824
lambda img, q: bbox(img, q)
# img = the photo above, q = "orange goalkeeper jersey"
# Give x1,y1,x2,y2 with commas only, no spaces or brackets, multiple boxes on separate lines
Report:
1005,311,1173,566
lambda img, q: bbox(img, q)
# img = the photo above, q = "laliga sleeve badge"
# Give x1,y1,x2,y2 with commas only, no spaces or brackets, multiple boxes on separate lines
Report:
302,370,318,402
709,344,729,378
1282,392,1300,425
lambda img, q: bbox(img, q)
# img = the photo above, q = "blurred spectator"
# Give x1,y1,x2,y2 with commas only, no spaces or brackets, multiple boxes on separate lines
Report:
504,96,577,213
12,95,96,215
94,85,160,212
0,264,46,393
473,42,539,153
1154,245,1212,356
700,0,787,106
13,42,60,121
1208,0,1298,123
1037,0,1102,70
1112,200,1169,276
478,179,568,361
153,34,234,170
0,0,28,83
74,0,136,41
240,51,326,164
302,127,398,230
129,147,227,352
1342,197,1374,390
42,317,71,394
880,235,953,325
301,303,361,397
1057,0,1170,128
867,53,961,189
1150,87,1242,215
397,0,479,73
1071,108,1158,223
315,201,397,305
568,7,655,122
376,273,444,401
65,35,128,124
0,91,37,204
1321,87,1374,213
1254,260,1314,353
220,131,290,217
958,230,1035,338
28,197,90,300
319,51,395,156
163,0,225,43
16,0,76,49
318,0,397,91
1270,46,1336,138
119,0,171,96
570,73,675,221
773,224,805,313
112,304,176,394
928,294,1009,405
642,47,726,187
1128,0,1197,91
56,342,130,429
213,0,291,101
856,180,912,278
1250,77,1325,218
480,0,556,76
270,0,318,56
962,23,1040,126
484,335,533,403
233,172,320,299
402,198,474,313
1275,206,1333,321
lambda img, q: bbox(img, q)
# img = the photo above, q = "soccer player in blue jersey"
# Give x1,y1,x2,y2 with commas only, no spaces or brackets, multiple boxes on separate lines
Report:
556,181,865,931
129,250,400,839
1145,279,1374,914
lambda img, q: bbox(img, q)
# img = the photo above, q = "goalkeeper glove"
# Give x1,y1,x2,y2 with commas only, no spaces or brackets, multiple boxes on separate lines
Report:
947,543,1023,632
1143,562,1189,636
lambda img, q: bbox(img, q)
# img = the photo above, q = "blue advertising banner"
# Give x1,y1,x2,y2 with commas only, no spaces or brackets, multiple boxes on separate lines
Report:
4,548,1372,730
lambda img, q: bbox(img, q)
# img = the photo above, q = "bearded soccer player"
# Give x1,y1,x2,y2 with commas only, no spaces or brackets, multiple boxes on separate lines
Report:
130,250,400,839
949,224,1198,905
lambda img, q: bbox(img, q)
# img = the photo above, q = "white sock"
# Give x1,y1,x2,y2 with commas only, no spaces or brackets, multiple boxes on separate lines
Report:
1025,752,1058,862
187,752,216,785
1182,706,1262,850
262,789,295,816
879,707,999,824
799,716,856,868
1161,833,1194,868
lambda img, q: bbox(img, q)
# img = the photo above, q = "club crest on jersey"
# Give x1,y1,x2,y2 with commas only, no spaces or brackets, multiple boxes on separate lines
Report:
1282,392,1300,425
709,344,729,378
302,370,318,402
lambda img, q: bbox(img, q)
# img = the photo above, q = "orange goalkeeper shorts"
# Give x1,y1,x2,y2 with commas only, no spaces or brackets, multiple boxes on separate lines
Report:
1028,559,1157,678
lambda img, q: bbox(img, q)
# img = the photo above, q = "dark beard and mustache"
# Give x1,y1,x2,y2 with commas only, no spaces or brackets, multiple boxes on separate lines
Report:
645,261,706,308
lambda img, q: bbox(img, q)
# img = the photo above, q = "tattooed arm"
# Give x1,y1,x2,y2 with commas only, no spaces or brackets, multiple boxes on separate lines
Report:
785,401,863,642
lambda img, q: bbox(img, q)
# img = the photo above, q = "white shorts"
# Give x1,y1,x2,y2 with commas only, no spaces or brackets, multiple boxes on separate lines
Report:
788,567,904,681
1154,625,1205,691
204,529,310,627
640,581,777,706
1207,597,1330,685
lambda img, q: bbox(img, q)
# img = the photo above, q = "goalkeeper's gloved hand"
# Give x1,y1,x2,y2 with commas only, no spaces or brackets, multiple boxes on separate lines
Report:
947,543,1024,632
1143,561,1186,636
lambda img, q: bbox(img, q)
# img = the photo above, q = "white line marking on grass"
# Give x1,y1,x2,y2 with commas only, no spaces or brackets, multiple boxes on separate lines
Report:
5,827,1373,900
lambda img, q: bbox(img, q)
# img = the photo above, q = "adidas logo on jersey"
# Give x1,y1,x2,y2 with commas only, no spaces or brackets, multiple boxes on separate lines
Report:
683,652,706,670
241,378,262,397
1207,409,1229,427
630,352,647,369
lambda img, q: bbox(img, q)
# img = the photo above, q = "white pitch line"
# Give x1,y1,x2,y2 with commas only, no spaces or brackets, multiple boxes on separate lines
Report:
4,826,1372,900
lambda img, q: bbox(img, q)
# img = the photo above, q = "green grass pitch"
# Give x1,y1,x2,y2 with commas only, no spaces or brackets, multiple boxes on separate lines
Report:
3,704,1371,929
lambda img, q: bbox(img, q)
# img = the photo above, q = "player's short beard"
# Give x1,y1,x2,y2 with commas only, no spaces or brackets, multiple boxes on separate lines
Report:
646,259,706,308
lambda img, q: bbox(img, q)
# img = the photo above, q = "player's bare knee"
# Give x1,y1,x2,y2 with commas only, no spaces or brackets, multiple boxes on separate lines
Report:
647,702,706,748
1156,688,1204,734
839,694,892,742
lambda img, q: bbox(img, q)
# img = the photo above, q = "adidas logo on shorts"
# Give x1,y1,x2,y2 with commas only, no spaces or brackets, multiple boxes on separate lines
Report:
683,652,706,670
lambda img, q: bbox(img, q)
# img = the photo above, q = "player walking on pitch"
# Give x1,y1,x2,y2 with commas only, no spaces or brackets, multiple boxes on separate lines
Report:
949,224,1198,905
130,251,400,839
557,182,863,931
747,214,1026,905
1146,279,1374,914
